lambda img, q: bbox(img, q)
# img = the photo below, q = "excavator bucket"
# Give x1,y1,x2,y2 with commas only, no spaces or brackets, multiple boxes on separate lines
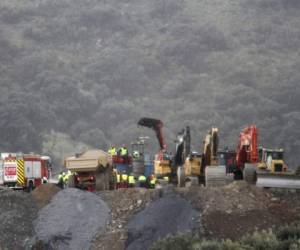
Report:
138,118,163,129
256,171,300,189
137,117,166,150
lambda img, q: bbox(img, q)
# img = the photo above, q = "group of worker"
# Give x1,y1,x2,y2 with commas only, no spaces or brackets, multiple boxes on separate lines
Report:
116,173,157,189
57,170,72,188
108,145,128,157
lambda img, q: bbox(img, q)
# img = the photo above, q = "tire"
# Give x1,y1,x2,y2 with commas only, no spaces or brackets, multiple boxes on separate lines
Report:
234,170,243,180
243,164,257,184
27,181,34,192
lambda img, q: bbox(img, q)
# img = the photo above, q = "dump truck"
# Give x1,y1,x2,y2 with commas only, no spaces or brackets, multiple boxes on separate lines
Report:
65,149,115,191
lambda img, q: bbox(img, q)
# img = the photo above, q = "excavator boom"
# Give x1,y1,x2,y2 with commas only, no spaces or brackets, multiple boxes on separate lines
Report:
138,118,167,151
236,125,258,168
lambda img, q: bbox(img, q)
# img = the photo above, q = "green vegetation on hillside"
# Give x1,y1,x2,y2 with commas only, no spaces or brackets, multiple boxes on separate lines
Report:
151,222,300,250
0,0,299,166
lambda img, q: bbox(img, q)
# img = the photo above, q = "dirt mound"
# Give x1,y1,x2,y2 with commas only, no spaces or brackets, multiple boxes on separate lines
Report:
0,187,37,250
125,191,200,250
34,188,110,250
178,181,300,239
31,184,61,209
91,188,161,250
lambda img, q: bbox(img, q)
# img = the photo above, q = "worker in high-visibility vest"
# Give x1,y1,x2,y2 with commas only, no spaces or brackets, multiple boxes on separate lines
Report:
150,175,157,189
121,147,128,156
63,172,69,188
138,175,147,188
121,173,128,188
128,175,135,188
57,172,64,188
108,146,117,156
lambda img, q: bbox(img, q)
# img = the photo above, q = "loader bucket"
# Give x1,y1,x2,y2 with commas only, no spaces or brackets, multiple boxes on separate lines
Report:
256,171,300,189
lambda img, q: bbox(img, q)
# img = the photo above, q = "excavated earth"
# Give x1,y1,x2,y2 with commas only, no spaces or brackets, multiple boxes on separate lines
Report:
1,182,300,250
177,181,300,240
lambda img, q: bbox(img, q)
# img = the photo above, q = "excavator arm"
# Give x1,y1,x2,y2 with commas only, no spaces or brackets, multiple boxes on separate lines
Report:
203,127,219,167
138,118,167,151
236,125,258,168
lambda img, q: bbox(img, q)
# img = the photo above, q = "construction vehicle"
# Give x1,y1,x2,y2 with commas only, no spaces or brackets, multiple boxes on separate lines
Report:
256,147,300,188
175,127,226,187
174,126,202,186
64,149,115,191
236,125,300,188
236,125,259,183
138,118,172,178
203,128,227,186
2,153,51,191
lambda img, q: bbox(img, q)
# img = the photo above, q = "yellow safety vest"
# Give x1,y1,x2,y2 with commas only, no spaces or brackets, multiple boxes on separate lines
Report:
108,147,116,155
63,174,69,182
150,178,156,185
121,148,128,156
138,175,146,182
122,174,128,181
128,176,135,184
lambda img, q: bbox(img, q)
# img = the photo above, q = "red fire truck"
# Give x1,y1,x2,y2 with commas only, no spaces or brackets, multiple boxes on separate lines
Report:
3,154,51,191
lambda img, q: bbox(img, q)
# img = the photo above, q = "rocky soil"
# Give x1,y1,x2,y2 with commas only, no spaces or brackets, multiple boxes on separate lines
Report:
1,182,300,250
0,187,37,250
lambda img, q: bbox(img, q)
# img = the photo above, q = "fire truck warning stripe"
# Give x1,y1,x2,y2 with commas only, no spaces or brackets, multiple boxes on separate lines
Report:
17,159,25,185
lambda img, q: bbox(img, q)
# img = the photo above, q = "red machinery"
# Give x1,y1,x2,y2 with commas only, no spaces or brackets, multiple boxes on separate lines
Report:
236,125,258,168
235,125,258,181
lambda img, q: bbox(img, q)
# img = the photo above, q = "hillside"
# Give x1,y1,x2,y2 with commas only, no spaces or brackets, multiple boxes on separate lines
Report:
0,0,299,167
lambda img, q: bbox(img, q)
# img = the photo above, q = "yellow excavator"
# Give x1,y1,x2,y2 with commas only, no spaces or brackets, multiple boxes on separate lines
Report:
203,128,227,187
175,126,202,187
176,127,227,187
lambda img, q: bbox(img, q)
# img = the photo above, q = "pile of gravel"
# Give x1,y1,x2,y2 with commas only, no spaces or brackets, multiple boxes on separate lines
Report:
125,189,200,250
0,187,37,249
34,188,110,250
